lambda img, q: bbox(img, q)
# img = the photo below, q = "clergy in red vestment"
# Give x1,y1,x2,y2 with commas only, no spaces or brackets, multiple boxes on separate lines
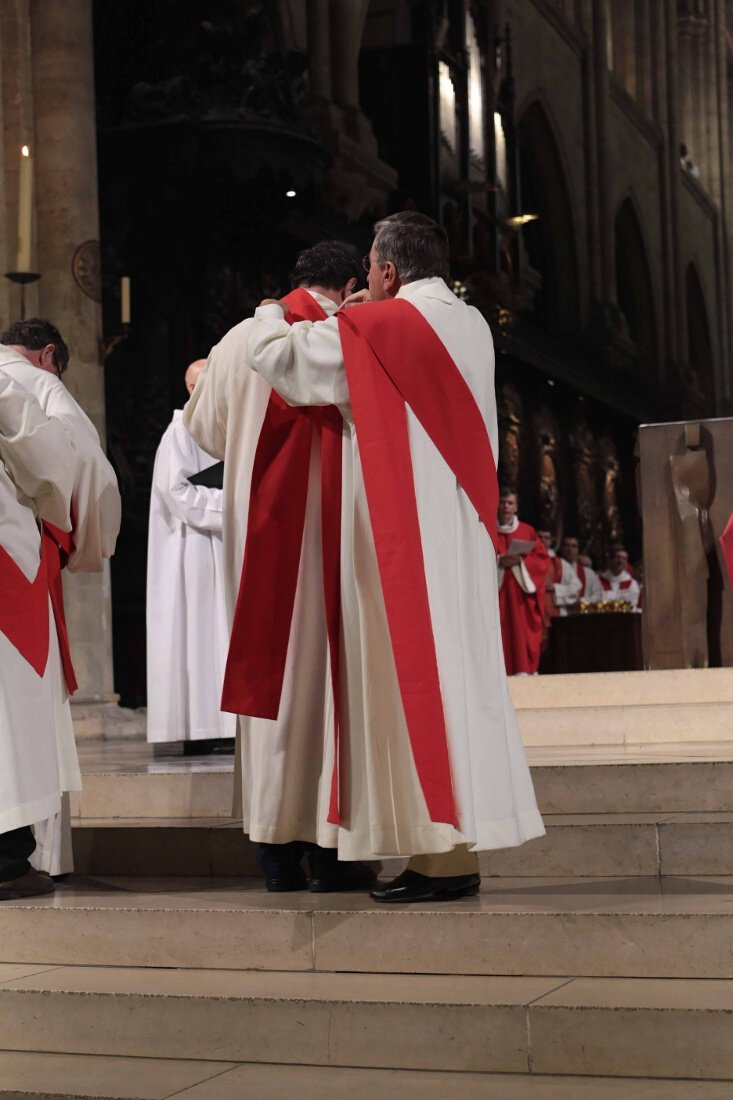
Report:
497,490,550,674
241,212,545,904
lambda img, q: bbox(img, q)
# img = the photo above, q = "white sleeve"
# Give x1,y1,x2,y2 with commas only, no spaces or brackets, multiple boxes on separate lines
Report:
553,562,582,606
0,372,76,530
585,570,604,602
247,306,350,410
159,419,223,534
44,382,121,572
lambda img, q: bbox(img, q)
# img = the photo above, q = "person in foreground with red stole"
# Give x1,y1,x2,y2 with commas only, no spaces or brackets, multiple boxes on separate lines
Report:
497,490,550,675
0,368,78,899
243,212,545,903
184,240,375,893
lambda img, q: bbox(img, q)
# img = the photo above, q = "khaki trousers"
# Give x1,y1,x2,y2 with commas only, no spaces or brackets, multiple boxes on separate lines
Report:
407,843,479,878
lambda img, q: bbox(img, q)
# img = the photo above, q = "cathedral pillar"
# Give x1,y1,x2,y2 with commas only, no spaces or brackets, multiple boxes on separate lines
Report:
29,0,117,725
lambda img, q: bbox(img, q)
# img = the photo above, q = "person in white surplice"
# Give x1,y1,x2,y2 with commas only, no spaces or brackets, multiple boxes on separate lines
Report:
146,360,236,750
0,368,79,899
0,319,121,876
185,240,377,893
242,212,545,903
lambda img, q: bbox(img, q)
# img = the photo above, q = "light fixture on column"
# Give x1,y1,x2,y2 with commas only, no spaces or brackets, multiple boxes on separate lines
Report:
505,213,539,228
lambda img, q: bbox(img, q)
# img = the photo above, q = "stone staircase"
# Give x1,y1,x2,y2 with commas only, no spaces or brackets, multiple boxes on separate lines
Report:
2,670,733,1098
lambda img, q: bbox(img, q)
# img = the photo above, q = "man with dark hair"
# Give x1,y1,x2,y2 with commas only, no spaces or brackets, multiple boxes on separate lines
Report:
559,534,603,606
290,240,363,295
1,318,69,377
0,323,120,877
185,239,374,893
240,211,545,903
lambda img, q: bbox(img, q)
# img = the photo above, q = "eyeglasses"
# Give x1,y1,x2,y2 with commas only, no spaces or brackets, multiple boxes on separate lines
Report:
362,255,372,274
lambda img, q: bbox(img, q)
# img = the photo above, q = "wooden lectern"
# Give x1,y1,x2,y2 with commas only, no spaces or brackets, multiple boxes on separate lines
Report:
638,417,733,669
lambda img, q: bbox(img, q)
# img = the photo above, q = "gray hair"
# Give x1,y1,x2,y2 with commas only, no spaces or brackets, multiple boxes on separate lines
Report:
373,211,449,282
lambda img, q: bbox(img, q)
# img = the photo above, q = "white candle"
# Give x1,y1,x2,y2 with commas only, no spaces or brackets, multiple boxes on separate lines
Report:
120,276,131,324
17,145,33,272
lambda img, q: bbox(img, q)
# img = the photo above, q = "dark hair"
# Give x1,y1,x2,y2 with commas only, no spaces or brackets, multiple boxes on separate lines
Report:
0,317,69,376
290,240,365,292
373,211,449,282
499,486,517,498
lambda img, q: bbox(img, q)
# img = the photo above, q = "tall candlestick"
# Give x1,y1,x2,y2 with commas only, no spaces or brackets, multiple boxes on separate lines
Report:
120,276,131,324
17,145,33,273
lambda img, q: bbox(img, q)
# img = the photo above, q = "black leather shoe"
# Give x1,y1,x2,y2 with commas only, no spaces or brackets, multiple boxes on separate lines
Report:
308,861,377,893
370,869,480,903
265,868,308,893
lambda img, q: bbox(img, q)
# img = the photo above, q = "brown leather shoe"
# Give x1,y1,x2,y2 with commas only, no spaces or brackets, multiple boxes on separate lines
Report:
0,868,56,901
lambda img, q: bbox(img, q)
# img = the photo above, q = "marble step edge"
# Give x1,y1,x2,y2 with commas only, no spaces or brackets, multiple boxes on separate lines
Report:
68,814,733,879
3,887,733,978
71,759,733,820
2,969,733,1079
1,1052,732,1100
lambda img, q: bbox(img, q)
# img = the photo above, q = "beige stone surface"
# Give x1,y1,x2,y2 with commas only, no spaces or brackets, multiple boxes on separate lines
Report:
531,976,733,1078
0,967,565,1068
660,820,733,875
77,772,233,819
171,1064,733,1100
517,701,733,747
509,668,733,709
0,1051,234,1099
0,964,59,984
480,818,661,877
2,874,733,978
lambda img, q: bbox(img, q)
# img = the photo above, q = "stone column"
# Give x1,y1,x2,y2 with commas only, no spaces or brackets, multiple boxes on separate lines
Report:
29,0,117,726
306,0,332,103
328,0,368,112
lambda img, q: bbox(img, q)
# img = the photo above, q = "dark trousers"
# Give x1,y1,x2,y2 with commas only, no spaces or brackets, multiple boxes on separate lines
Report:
0,826,35,881
258,841,341,879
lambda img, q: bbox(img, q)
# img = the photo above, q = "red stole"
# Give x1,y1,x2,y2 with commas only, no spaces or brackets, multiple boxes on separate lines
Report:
546,555,562,619
601,575,632,591
42,522,79,694
0,540,50,676
222,288,341,729
0,524,77,690
223,295,499,830
576,560,586,597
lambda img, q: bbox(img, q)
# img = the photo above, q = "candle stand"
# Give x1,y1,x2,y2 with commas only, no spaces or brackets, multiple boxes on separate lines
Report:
100,324,131,364
4,271,41,320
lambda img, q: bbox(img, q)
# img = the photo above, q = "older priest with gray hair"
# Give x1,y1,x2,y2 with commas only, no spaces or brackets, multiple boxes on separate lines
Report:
240,212,544,903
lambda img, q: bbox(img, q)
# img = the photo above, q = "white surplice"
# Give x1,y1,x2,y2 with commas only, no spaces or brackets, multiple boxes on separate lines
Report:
552,556,583,613
146,411,236,742
0,346,122,872
565,558,603,607
184,290,337,837
245,278,545,859
600,568,642,610
0,368,78,837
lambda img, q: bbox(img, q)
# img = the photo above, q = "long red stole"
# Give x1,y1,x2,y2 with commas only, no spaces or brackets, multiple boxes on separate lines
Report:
223,295,499,830
221,288,342,740
0,524,77,689
600,575,632,592
576,560,586,597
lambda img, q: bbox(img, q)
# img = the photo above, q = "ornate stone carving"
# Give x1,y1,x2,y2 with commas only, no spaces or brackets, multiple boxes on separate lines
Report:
598,436,624,546
569,419,598,554
497,383,522,489
71,240,102,303
534,406,561,538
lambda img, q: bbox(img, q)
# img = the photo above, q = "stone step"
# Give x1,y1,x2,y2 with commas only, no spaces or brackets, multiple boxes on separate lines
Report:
1,1052,731,1100
70,812,733,878
1,965,733,1079
72,755,733,820
2,876,733,980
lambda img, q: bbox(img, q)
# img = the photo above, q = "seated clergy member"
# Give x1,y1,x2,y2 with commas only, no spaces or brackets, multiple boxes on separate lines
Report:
185,240,375,893
0,319,121,876
0,369,78,899
147,359,236,753
497,490,551,674
558,534,602,610
600,545,641,609
241,211,545,903
537,527,581,621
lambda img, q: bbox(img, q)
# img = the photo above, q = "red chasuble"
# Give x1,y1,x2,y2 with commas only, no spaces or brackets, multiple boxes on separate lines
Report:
224,296,499,829
497,523,549,675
